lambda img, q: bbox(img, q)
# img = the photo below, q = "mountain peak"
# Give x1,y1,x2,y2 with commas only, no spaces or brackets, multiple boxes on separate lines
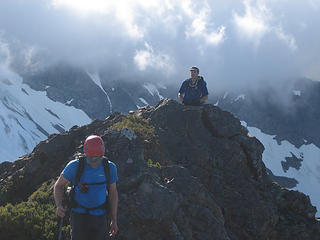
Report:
0,99,319,239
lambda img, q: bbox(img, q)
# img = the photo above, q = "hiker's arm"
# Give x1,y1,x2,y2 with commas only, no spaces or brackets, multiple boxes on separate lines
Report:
54,174,68,217
109,182,119,236
178,92,184,102
178,81,186,102
109,182,118,222
200,95,208,103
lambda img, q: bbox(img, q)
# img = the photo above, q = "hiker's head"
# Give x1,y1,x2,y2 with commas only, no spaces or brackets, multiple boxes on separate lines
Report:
84,135,105,157
189,66,199,78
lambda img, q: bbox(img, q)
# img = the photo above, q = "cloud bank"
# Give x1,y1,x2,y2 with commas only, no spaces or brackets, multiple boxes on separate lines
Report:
0,0,319,91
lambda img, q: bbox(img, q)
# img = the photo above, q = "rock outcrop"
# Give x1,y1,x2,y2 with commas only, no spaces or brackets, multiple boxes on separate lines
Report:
0,99,319,240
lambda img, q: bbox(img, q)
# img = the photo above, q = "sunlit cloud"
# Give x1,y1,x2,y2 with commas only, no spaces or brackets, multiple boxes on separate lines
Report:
134,42,173,72
274,26,297,51
308,0,320,10
52,0,144,38
233,0,298,52
183,0,226,45
52,0,112,14
233,0,271,46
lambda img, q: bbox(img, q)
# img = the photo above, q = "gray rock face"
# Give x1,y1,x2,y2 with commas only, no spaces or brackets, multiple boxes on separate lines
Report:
22,63,172,120
23,63,112,119
0,99,319,239
281,152,303,172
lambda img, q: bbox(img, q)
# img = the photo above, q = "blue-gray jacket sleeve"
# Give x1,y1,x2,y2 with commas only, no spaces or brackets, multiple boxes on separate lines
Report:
179,81,187,94
201,80,209,96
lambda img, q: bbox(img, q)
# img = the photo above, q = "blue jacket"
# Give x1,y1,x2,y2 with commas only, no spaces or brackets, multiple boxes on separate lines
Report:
179,76,208,103
62,159,118,215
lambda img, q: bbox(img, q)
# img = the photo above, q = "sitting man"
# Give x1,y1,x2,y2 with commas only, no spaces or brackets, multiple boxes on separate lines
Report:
178,66,208,106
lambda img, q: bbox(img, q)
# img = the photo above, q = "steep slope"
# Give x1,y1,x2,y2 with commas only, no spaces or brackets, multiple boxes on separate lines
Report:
22,63,172,119
211,79,320,217
0,67,91,162
0,99,319,240
242,121,320,217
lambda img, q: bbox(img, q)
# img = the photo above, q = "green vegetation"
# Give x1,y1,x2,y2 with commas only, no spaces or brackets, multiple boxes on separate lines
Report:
110,114,155,139
110,114,163,166
147,159,162,169
0,201,57,240
0,180,69,240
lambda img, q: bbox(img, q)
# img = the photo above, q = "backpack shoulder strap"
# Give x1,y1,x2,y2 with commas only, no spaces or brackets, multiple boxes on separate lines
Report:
197,76,204,96
74,156,85,186
102,156,111,193
197,76,204,87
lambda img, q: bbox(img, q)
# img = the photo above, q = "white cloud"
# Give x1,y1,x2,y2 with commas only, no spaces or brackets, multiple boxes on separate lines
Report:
0,0,319,87
233,0,298,51
0,33,11,67
308,0,320,10
274,26,297,51
184,0,226,45
233,0,271,45
52,0,144,39
134,42,174,72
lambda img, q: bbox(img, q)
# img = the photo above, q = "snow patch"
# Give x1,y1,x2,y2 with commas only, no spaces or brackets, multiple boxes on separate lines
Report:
223,91,229,99
235,94,245,101
293,90,301,96
66,99,74,104
0,68,91,162
243,121,320,217
139,97,149,105
143,83,164,100
87,71,113,113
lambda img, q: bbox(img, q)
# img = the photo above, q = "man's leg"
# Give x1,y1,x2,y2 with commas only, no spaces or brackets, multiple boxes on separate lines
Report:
70,212,88,240
88,214,108,240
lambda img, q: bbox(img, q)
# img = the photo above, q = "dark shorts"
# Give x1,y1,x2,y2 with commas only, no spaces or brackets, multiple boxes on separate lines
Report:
70,211,109,240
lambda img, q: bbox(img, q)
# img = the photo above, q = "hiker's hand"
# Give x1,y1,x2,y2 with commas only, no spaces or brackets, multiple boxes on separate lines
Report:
109,220,118,237
56,205,66,218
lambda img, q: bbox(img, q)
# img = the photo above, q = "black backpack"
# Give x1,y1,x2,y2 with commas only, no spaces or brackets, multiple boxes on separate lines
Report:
187,76,204,96
67,156,111,214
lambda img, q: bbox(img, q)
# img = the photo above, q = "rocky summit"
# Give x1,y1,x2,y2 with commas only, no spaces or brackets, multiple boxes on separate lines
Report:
0,99,319,240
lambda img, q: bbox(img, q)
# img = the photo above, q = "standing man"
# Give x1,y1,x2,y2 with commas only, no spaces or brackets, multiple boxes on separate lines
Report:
178,66,208,106
54,135,118,240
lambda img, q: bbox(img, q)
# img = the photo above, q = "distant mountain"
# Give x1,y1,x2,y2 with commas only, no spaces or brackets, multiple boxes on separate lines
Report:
213,78,320,148
22,62,175,119
0,63,175,162
0,67,91,162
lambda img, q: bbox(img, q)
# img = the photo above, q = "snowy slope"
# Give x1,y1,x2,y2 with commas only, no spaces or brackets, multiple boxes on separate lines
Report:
242,121,320,216
0,67,91,162
86,71,113,113
143,83,164,101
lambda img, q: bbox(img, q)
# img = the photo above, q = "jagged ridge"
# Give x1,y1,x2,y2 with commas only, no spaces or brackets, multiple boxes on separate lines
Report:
0,99,319,240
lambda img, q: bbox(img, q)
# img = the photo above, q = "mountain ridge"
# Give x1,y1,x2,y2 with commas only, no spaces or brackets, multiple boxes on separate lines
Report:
0,99,319,240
